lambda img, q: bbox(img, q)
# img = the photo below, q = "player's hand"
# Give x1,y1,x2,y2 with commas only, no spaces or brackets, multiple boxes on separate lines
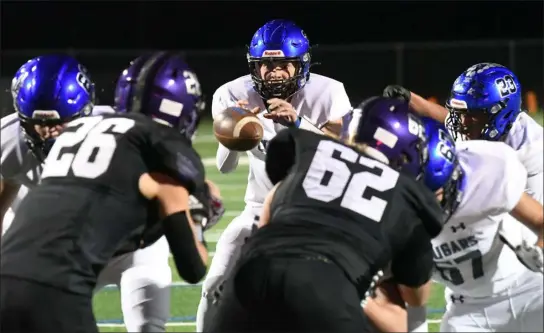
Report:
203,195,225,231
265,98,299,126
360,270,384,308
383,85,412,103
513,240,544,273
235,100,260,114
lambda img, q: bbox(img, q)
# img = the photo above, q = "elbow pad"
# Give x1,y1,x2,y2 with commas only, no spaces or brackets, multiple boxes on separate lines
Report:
162,211,207,283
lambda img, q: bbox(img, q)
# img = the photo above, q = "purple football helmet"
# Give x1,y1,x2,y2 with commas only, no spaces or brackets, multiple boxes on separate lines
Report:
347,96,429,180
114,52,205,140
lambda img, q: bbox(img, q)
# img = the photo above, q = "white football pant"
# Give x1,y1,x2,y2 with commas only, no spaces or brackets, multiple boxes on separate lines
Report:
95,236,172,332
196,208,259,332
440,269,543,332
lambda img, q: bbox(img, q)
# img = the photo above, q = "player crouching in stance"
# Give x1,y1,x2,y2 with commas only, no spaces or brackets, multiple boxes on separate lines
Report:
0,52,211,333
362,116,544,332
90,53,222,333
208,97,451,332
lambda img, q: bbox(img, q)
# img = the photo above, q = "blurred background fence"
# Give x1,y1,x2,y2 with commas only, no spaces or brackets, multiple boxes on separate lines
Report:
1,38,542,118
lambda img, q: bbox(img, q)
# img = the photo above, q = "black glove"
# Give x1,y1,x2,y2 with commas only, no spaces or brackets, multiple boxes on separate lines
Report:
383,85,411,103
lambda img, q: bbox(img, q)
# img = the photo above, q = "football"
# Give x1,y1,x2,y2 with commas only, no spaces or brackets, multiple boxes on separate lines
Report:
213,107,264,151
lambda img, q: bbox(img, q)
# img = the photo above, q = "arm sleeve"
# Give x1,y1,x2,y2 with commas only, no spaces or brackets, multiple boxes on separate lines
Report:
211,86,240,173
265,128,296,185
391,222,434,287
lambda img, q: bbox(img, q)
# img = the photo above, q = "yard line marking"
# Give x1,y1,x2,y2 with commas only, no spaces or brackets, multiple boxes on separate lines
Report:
102,281,203,290
97,322,197,327
202,156,249,167
97,319,442,328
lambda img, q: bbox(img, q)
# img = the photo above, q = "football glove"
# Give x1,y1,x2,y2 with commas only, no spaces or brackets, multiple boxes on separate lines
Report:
189,193,225,232
383,85,411,103
511,240,544,274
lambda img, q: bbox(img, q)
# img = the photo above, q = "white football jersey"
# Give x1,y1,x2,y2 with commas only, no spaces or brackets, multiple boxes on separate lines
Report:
432,140,530,297
0,105,115,211
212,74,351,208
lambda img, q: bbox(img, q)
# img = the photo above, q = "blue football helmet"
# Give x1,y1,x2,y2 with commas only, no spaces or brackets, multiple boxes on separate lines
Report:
247,19,312,100
422,117,465,220
114,52,205,141
446,63,522,141
12,54,95,162
346,96,429,181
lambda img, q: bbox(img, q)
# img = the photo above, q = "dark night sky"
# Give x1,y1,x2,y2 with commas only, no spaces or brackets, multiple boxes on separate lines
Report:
1,1,543,51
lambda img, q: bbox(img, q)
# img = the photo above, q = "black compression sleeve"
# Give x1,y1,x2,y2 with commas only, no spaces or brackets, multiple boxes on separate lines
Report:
161,211,207,284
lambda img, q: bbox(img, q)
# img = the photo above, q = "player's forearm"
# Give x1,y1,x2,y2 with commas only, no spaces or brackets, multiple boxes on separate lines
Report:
215,144,240,173
410,92,448,123
162,211,207,283
364,298,408,332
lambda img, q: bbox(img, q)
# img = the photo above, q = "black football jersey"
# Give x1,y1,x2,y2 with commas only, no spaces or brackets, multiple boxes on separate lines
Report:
0,113,206,295
241,128,444,297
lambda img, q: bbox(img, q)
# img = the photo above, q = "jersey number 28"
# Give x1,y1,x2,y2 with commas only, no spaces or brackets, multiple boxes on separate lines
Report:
41,116,135,179
302,140,400,223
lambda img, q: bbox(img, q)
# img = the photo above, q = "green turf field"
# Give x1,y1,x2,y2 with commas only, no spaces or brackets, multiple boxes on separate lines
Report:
94,112,543,332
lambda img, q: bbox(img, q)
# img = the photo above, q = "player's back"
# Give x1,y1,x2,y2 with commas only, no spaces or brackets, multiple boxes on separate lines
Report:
0,113,205,295
242,128,444,296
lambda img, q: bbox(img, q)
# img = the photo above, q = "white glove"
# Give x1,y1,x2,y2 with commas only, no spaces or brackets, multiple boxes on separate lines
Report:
513,240,544,273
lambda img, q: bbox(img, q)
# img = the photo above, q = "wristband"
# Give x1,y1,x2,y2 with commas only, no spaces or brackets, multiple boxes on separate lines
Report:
298,116,325,135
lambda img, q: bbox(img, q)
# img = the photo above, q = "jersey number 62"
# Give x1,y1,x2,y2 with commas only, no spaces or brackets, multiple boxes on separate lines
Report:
302,140,400,223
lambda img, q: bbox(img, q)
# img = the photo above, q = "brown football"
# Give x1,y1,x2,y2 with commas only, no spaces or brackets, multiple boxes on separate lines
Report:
213,107,264,151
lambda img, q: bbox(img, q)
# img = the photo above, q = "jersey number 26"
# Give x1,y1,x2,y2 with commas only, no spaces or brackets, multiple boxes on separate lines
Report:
41,116,135,179
302,140,400,223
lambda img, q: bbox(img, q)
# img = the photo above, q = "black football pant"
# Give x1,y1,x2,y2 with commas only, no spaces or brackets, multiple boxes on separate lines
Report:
0,276,98,333
209,254,374,333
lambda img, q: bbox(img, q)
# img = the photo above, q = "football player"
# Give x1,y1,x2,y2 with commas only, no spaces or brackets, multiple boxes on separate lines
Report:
357,115,544,332
1,55,112,232
197,19,352,330
0,52,211,333
208,97,448,332
384,63,543,246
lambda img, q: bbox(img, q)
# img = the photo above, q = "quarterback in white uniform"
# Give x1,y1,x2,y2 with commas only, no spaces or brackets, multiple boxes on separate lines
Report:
0,55,171,332
196,19,352,331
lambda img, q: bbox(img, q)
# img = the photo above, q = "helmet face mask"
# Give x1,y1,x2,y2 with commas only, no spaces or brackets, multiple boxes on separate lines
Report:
247,19,311,100
446,63,521,142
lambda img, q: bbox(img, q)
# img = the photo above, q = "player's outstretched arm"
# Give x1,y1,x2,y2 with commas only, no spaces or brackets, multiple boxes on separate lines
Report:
383,85,448,123
510,193,544,248
139,172,208,284
409,92,449,123
0,180,21,235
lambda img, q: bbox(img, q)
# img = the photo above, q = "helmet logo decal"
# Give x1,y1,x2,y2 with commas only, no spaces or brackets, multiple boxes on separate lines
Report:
495,75,517,98
262,50,285,57
31,110,61,120
449,98,468,109
159,98,184,117
76,72,92,94
373,127,398,148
